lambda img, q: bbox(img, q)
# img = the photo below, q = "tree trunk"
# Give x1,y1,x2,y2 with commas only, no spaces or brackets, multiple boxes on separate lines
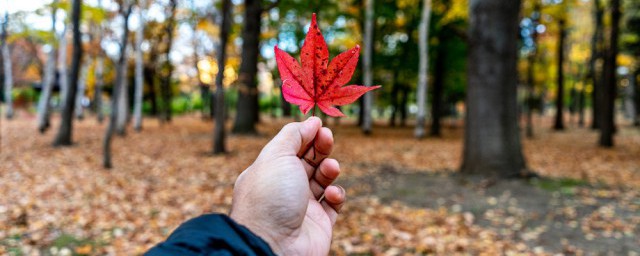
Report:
400,85,408,126
233,0,261,134
74,59,89,119
1,12,13,119
144,47,158,116
213,0,231,154
634,69,640,126
591,0,604,129
362,0,375,135
461,0,526,177
415,0,432,138
94,0,105,123
95,55,105,122
37,2,58,132
554,18,566,130
115,48,129,136
103,4,133,168
160,0,177,123
599,0,620,147
53,0,83,146
133,1,145,132
58,26,69,109
430,40,446,137
389,71,399,127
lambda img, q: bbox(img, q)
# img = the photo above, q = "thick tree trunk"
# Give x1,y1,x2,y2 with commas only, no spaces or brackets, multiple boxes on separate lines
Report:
133,2,145,132
213,0,231,154
362,0,375,135
599,0,620,147
233,0,261,134
74,60,89,119
554,18,567,130
591,0,604,129
37,2,58,132
461,0,526,177
53,0,83,146
415,0,432,138
103,4,133,168
1,12,13,119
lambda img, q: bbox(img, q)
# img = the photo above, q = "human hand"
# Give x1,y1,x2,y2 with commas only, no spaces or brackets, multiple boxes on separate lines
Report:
230,117,345,255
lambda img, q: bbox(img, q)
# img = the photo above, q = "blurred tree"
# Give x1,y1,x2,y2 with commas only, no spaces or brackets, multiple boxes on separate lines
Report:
53,0,83,146
415,0,432,139
214,0,232,154
233,0,280,134
554,15,567,130
622,0,640,126
37,0,59,132
94,0,106,123
159,0,177,123
115,2,134,136
74,58,89,119
599,0,621,147
104,2,133,168
590,0,604,129
1,12,13,119
361,0,374,134
133,0,147,132
462,0,527,177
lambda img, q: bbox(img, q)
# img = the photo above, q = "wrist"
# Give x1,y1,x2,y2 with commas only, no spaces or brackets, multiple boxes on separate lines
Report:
230,211,284,255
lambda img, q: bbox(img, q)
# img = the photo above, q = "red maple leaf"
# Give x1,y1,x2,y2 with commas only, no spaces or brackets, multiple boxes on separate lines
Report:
275,13,381,117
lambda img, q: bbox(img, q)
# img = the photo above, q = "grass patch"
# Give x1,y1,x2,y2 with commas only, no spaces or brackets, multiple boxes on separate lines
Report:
530,177,588,195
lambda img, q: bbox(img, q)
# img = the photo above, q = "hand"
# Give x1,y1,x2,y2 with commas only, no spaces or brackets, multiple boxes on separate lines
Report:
230,117,346,255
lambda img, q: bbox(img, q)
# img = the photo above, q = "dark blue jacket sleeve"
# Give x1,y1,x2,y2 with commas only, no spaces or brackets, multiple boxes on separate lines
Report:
145,214,276,256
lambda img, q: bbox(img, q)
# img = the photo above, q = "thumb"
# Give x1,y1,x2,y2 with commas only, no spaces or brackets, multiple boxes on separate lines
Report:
262,117,322,158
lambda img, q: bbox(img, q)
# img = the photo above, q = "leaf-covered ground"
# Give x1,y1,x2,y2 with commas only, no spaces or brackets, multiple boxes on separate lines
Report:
1,114,639,255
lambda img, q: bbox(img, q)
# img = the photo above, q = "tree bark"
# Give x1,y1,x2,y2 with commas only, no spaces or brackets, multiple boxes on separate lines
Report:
233,0,261,134
362,0,375,135
415,0,432,138
133,1,146,132
461,0,527,177
599,0,620,147
103,4,133,168
53,0,83,146
1,12,13,119
37,1,58,132
213,0,232,154
554,18,567,130
591,0,604,129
